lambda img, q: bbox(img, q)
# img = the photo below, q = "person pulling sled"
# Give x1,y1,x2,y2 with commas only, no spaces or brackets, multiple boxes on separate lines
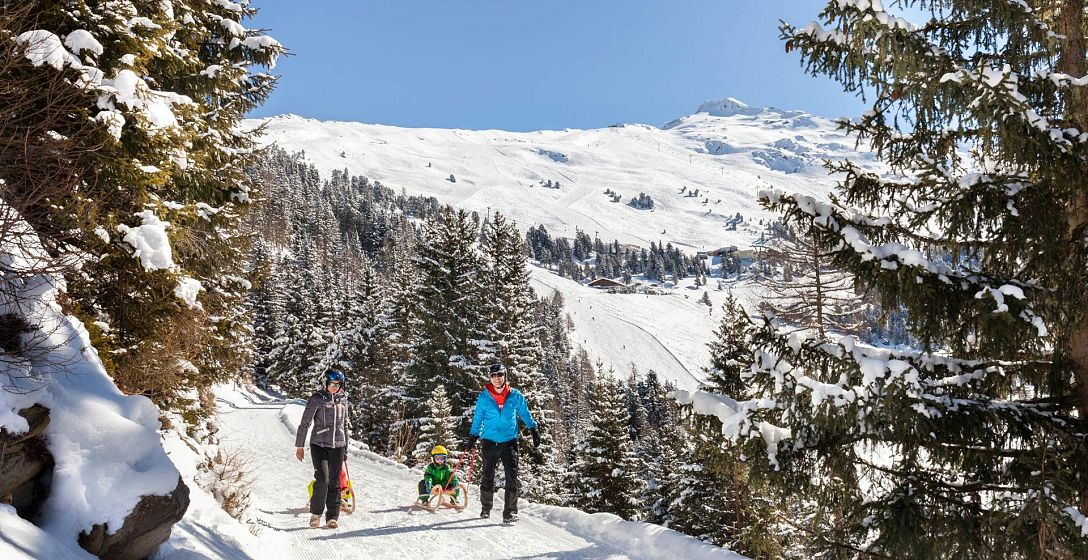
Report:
464,363,540,524
295,369,351,529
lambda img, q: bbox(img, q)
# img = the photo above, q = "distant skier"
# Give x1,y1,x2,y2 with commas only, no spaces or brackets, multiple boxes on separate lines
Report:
295,369,350,529
463,363,539,523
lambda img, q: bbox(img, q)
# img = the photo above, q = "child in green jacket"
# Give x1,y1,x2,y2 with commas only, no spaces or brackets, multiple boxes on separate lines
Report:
418,445,460,502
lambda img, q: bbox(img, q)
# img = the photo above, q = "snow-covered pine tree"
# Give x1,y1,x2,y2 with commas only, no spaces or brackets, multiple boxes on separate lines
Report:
383,225,421,417
15,0,282,414
246,239,282,383
407,207,487,419
623,370,650,443
336,255,398,449
704,293,751,398
567,375,641,519
265,233,329,396
687,2,1088,557
633,371,684,525
668,292,787,557
414,385,456,465
534,291,575,455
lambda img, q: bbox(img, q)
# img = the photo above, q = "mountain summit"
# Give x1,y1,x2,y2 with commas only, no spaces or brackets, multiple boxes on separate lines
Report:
694,97,762,118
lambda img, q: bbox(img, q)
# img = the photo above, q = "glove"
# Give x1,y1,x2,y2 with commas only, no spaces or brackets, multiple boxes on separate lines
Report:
529,447,546,466
463,435,478,451
529,427,540,449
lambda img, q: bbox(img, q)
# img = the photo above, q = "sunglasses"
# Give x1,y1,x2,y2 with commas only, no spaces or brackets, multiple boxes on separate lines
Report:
328,382,342,386
489,372,505,378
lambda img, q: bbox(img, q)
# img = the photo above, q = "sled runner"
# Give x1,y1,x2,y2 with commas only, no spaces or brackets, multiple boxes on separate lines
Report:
413,482,469,512
307,456,356,514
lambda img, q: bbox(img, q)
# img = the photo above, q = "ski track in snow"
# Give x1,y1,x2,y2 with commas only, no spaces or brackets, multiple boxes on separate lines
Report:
216,393,635,560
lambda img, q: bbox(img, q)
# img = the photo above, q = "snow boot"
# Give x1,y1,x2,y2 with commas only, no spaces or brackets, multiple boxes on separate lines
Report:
309,514,320,528
480,510,490,519
327,519,338,529
503,513,518,523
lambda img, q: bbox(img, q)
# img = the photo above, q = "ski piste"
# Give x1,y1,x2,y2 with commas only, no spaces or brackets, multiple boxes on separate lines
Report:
214,386,638,558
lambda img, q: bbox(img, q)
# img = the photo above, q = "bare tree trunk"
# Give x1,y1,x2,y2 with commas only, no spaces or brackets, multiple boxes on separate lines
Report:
812,234,825,339
1058,0,1088,418
1057,0,1088,518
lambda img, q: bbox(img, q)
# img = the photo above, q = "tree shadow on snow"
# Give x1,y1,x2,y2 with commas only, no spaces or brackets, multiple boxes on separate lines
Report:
365,506,414,514
261,506,309,516
504,544,628,560
309,517,481,541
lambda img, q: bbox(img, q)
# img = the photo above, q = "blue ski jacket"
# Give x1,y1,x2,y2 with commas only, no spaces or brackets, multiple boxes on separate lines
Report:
469,385,536,444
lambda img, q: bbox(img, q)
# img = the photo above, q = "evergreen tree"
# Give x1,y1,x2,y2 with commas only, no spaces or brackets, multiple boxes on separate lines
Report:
704,293,751,397
567,376,641,519
408,207,486,418
414,385,456,465
336,256,397,449
14,0,283,416
690,3,1088,557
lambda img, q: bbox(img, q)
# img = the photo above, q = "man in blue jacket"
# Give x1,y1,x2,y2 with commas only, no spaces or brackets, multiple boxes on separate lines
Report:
464,363,539,523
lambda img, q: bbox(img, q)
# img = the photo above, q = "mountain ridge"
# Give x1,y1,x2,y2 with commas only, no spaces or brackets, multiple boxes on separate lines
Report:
244,97,877,252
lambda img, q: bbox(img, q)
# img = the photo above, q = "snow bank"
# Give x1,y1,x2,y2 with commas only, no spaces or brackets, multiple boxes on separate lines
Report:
154,427,270,560
1,211,180,549
0,505,96,559
524,503,749,560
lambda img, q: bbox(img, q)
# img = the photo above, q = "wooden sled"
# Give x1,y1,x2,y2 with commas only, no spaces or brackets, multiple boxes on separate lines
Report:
412,483,469,513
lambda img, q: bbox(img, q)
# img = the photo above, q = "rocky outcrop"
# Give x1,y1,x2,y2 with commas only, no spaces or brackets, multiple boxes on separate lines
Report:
2,404,190,560
78,476,190,560
0,404,54,518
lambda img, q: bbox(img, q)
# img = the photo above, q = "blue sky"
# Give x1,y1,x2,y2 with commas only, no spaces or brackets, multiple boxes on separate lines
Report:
248,1,867,131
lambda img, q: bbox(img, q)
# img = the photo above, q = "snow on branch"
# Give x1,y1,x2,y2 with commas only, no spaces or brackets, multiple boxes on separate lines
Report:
759,189,1049,336
670,389,790,469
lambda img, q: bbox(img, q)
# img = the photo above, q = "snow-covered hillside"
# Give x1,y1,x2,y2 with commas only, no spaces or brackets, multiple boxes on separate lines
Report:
246,97,874,252
528,268,766,392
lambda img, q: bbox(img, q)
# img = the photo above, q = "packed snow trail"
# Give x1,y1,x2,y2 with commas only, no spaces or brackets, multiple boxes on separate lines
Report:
212,388,741,560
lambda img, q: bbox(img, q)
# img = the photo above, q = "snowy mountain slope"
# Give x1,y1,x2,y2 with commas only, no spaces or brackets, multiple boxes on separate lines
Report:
184,384,746,560
528,268,766,391
245,97,877,252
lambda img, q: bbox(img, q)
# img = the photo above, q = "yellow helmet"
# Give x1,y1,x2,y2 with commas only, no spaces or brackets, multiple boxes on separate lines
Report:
431,445,448,456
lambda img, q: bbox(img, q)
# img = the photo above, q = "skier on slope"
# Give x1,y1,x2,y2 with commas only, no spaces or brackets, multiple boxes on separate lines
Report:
417,445,461,504
463,363,540,523
295,369,350,529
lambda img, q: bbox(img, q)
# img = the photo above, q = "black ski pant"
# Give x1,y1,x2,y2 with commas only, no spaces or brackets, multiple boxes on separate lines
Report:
479,438,519,518
310,444,346,520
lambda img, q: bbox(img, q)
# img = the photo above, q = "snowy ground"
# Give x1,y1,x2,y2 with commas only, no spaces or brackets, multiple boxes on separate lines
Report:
159,384,746,560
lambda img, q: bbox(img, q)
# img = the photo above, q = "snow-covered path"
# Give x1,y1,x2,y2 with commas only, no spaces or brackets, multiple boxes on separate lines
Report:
214,390,644,560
